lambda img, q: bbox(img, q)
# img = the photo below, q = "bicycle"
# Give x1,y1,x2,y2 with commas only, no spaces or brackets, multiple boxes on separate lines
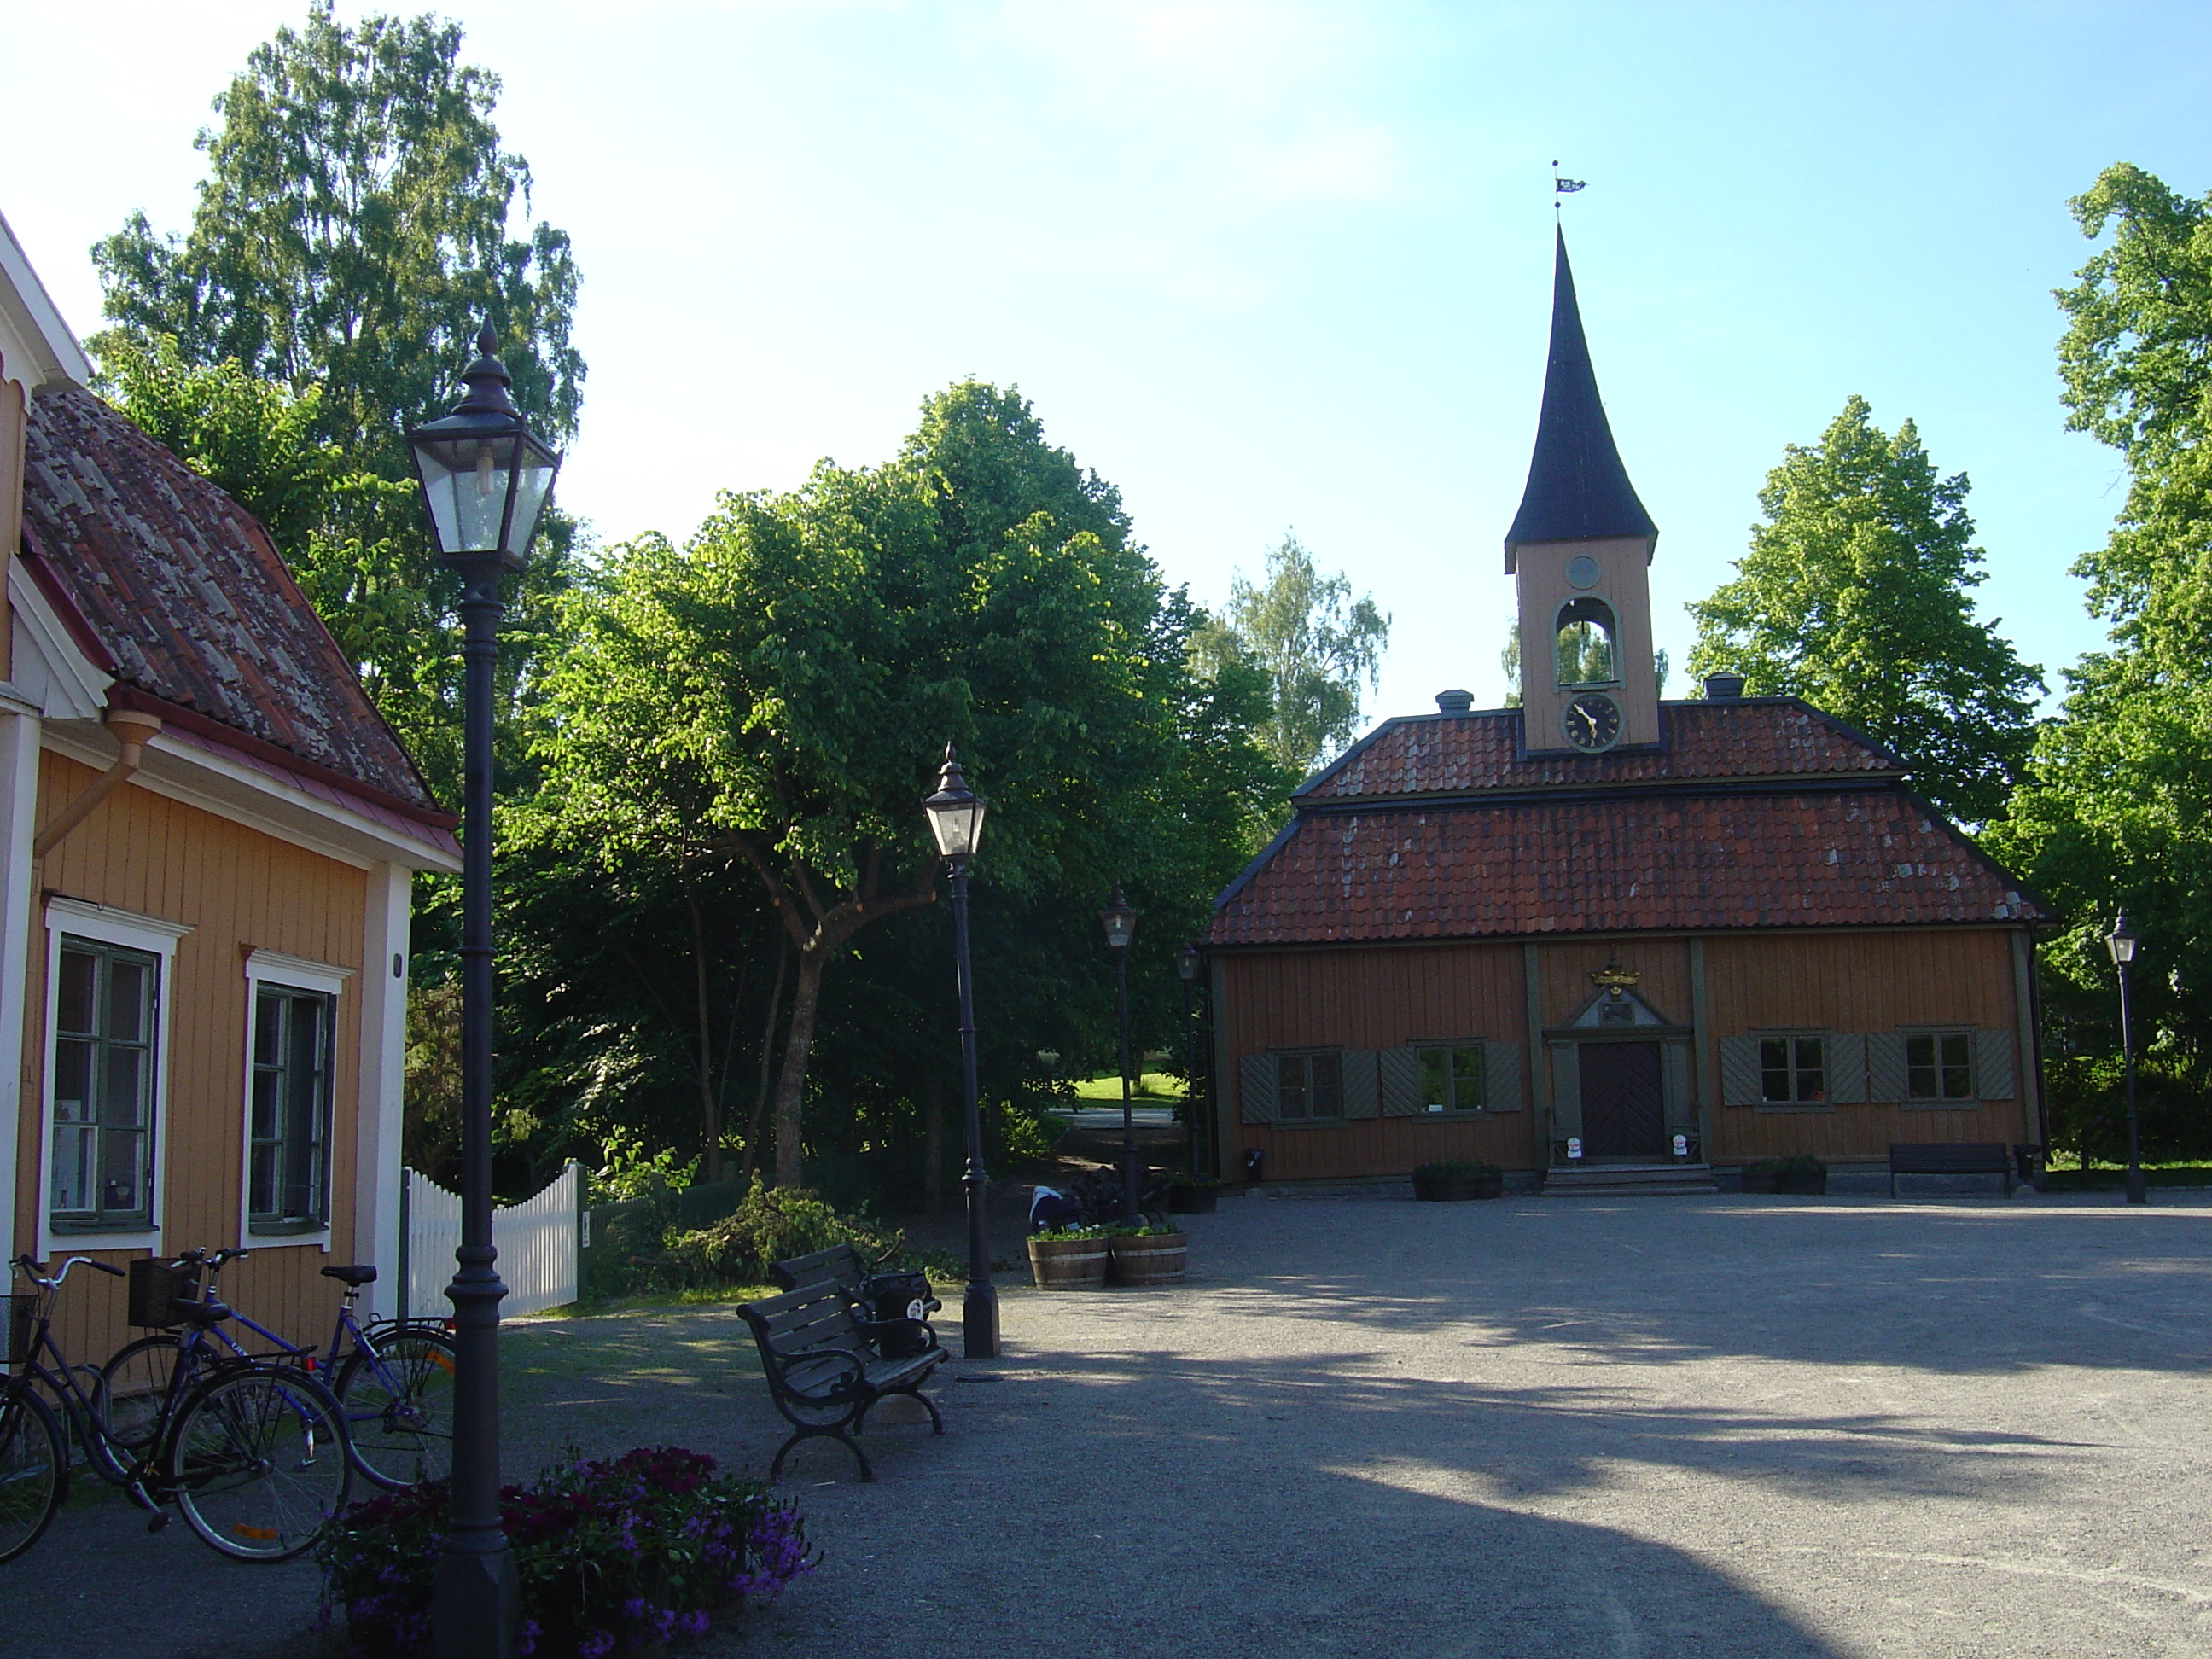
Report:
8,1253,352,1563
101,1249,455,1490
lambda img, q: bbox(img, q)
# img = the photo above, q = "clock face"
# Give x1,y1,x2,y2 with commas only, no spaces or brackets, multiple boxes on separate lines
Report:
1563,691,1622,752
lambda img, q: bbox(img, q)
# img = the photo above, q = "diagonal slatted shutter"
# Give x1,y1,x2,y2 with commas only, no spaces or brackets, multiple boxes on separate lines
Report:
1238,1053,1278,1125
1974,1028,2017,1102
1483,1040,1522,1113
1825,1033,1867,1103
1720,1035,1762,1106
1341,1048,1381,1119
1378,1047,1422,1117
1866,1033,1908,1103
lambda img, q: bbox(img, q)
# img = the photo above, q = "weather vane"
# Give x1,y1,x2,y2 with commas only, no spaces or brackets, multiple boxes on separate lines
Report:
1552,160,1586,219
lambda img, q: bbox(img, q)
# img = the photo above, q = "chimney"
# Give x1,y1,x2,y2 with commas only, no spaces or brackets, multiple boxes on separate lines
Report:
1703,672,1745,700
1435,689,1475,713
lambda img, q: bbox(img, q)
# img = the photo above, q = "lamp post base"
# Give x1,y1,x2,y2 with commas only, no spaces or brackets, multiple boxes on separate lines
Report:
433,1540,519,1657
2126,1168,2149,1205
962,1277,999,1359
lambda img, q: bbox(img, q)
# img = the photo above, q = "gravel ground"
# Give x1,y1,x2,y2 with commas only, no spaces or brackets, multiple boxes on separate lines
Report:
19,1190,2212,1659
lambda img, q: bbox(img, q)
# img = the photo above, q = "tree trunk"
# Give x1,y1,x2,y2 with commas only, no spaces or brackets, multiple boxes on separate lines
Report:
923,1076,945,1216
772,946,830,1187
686,889,722,1181
741,944,789,1185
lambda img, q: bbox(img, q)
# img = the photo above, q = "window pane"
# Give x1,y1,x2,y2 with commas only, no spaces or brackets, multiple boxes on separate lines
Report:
51,1125,91,1212
1906,1034,1936,1099
1941,1033,1973,1099
1760,1039,1790,1103
106,958,148,1044
251,1069,279,1141
53,1039,91,1121
1309,1052,1343,1116
1277,1055,1307,1119
1452,1048,1485,1109
1418,1050,1448,1111
254,992,283,1068
250,1142,276,1216
55,947,96,1034
99,1127,143,1215
103,1046,146,1127
1794,1038,1825,1103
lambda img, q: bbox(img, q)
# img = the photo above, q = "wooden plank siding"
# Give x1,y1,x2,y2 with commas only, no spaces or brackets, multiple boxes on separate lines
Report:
1220,923,2034,1181
15,750,369,1365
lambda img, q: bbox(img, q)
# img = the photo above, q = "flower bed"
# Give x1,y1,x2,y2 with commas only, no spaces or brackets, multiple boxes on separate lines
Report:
318,1446,811,1657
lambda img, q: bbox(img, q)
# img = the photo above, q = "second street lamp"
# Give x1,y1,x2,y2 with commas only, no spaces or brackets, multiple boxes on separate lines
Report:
2107,912,2147,1207
405,323,562,1659
1099,888,1138,1222
923,745,996,1358
1177,943,1202,1178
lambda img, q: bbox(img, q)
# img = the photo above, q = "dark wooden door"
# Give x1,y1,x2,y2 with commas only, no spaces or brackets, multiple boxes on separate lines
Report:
1580,1041,1665,1158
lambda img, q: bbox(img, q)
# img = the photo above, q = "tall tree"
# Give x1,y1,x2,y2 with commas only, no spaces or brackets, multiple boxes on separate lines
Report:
1191,533,1389,782
521,382,1284,1185
1986,164,2212,1159
1685,396,2042,826
90,0,585,797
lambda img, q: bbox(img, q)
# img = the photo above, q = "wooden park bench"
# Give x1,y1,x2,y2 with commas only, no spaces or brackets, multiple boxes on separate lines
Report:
737,1278,946,1483
1889,1142,2015,1199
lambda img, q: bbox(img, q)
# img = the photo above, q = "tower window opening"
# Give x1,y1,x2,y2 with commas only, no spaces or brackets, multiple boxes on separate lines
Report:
1554,597,1618,687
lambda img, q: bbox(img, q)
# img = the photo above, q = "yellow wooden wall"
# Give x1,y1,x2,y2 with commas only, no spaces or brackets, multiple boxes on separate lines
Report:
15,750,368,1364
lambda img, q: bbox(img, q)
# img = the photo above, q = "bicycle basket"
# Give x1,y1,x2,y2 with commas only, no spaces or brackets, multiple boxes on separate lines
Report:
2,1295,32,1366
126,1259,201,1329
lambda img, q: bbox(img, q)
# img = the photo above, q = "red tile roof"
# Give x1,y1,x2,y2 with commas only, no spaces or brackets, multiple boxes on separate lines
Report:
1302,701,1901,800
19,387,443,819
1209,790,2041,947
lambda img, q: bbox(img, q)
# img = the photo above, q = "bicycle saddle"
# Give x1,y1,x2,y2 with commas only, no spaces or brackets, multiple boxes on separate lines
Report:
171,1298,230,1328
319,1264,378,1286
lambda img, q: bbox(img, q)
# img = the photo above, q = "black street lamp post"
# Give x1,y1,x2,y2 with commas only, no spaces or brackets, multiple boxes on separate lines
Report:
405,325,561,1659
923,747,996,1359
1099,888,1138,1222
2107,913,2147,1206
1177,944,1202,1177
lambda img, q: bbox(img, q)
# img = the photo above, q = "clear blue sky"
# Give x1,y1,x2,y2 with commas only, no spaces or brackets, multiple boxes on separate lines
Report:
9,1,2209,732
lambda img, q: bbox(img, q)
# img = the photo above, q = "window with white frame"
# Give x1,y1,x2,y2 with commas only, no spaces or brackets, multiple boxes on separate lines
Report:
50,934,159,1231
248,986,335,1233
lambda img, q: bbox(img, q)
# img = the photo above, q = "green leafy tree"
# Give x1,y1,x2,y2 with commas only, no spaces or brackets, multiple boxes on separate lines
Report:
1686,396,2042,826
89,0,585,797
1986,164,2212,1160
517,382,1284,1185
1192,533,1389,781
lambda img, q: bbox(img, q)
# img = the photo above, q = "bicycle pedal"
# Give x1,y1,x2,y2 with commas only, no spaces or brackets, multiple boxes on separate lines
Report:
144,1512,169,1534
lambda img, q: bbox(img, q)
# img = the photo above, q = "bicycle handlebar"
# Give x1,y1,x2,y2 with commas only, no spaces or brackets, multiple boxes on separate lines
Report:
11,1254,125,1288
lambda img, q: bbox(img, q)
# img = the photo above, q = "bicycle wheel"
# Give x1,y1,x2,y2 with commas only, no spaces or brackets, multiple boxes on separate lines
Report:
96,1336,186,1458
335,1330,455,1489
0,1388,66,1563
166,1365,352,1563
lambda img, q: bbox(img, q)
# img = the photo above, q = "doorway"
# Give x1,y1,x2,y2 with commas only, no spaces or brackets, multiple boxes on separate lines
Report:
1579,1041,1664,1159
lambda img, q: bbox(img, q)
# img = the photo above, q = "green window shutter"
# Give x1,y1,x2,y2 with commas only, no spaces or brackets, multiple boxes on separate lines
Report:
1866,1033,1908,1103
1826,1033,1867,1103
1974,1029,2017,1101
1662,1039,1693,1128
1238,1053,1278,1125
1341,1048,1381,1119
1550,1043,1582,1136
1719,1036,1762,1106
1377,1047,1422,1117
1483,1040,1522,1113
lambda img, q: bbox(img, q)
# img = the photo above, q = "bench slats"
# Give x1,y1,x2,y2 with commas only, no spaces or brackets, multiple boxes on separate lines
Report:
1889,1141,2015,1196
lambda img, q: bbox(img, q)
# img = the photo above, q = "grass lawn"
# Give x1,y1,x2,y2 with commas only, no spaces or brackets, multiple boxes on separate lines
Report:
1068,1069,1185,1103
2040,1156,2212,1190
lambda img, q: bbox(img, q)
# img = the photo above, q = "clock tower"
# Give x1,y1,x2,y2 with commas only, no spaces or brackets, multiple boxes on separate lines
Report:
1506,232,1662,754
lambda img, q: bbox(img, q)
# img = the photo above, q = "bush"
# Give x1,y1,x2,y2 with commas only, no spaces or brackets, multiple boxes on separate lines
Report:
653,1179,958,1292
317,1446,809,1658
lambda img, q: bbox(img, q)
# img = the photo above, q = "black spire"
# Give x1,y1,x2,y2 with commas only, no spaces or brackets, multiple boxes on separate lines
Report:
1503,230,1657,563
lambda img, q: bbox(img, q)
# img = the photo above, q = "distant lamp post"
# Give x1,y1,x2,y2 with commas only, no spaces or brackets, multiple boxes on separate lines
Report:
2106,913,2147,1206
923,745,996,1358
405,323,561,1659
1176,944,1202,1177
1099,888,1139,1221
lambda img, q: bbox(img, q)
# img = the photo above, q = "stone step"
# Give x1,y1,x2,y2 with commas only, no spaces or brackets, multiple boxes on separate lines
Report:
1543,1163,1718,1196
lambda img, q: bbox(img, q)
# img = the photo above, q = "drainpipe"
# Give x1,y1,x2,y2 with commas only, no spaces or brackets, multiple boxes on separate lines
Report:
33,707,162,859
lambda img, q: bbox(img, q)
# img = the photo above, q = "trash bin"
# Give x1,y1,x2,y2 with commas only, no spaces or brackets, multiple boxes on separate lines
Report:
1243,1148,1266,1185
2014,1144,2046,1190
861,1270,937,1359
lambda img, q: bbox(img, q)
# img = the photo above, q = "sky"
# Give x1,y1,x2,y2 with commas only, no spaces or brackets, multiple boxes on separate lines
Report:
7,0,2209,736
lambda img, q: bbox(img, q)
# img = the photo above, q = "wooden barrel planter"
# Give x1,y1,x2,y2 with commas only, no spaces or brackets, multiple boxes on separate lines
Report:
1027,1235,1108,1289
1412,1168,1504,1202
1107,1232,1187,1286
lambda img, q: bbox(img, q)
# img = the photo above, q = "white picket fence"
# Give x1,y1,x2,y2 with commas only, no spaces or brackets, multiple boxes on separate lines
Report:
399,1161,582,1322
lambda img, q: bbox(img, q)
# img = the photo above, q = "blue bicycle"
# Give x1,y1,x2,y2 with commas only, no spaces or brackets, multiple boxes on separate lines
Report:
98,1249,455,1491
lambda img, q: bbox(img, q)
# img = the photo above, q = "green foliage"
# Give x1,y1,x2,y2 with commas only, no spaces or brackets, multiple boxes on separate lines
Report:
592,1131,698,1205
1686,396,2042,826
655,1180,904,1288
1190,531,1389,782
88,1,585,802
1555,618,1615,685
1987,164,2212,1121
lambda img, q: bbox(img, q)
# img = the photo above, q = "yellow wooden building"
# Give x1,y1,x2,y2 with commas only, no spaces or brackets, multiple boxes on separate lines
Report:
0,213,458,1355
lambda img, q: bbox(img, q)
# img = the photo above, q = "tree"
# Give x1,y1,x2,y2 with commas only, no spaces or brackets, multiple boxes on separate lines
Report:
1499,622,1666,707
1685,396,2042,826
518,382,1284,1185
1192,533,1389,781
90,1,585,797
1983,164,2212,1160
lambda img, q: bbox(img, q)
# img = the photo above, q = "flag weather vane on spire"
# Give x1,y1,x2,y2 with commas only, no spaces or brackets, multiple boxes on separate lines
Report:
1551,160,1586,218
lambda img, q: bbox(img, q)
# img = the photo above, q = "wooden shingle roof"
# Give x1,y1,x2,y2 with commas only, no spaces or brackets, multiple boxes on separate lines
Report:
18,386,446,823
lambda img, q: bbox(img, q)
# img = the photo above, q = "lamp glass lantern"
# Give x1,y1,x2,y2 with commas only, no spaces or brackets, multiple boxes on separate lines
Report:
406,325,562,571
2107,914,2139,967
1177,943,1201,983
923,748,987,862
1099,891,1137,952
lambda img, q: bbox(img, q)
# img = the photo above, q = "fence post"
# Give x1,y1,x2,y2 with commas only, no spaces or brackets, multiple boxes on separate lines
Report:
397,1167,412,1328
571,1161,589,1305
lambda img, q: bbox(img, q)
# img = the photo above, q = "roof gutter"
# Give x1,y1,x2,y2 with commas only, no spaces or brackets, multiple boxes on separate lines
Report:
34,708,161,859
